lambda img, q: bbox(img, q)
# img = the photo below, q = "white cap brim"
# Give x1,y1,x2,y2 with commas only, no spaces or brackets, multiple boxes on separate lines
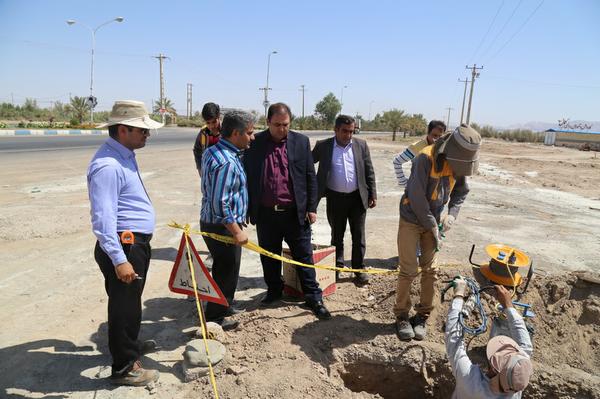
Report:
98,115,164,129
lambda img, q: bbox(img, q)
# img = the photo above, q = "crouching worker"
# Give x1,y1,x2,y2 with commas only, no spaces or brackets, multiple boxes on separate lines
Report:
394,124,481,340
446,278,533,398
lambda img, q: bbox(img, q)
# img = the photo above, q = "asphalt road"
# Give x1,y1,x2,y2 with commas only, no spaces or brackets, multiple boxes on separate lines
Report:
0,128,384,153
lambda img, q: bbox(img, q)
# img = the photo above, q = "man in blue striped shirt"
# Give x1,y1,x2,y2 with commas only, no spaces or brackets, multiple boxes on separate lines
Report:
88,100,163,386
200,109,255,330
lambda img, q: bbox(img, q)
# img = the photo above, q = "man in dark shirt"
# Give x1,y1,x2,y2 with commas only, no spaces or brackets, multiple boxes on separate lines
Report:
193,102,221,177
243,103,331,320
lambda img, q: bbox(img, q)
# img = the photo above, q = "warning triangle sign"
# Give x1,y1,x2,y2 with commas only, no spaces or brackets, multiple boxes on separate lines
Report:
168,233,229,307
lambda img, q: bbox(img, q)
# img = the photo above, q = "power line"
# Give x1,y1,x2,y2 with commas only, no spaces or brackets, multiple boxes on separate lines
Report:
468,0,505,64
485,0,545,64
479,0,524,60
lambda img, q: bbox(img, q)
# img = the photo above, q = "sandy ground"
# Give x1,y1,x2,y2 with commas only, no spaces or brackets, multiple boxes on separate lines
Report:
0,132,599,398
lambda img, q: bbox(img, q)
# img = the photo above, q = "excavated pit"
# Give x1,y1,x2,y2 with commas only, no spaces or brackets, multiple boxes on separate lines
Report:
340,360,454,398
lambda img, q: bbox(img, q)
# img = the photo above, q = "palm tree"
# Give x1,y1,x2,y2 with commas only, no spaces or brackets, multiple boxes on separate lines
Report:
381,109,407,141
69,96,90,125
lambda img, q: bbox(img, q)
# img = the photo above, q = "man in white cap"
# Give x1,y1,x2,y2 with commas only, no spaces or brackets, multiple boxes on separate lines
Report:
87,100,163,386
394,124,481,341
446,279,533,398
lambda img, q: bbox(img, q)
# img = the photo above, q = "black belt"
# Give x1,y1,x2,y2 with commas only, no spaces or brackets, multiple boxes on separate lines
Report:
118,231,152,244
261,204,297,212
327,189,359,197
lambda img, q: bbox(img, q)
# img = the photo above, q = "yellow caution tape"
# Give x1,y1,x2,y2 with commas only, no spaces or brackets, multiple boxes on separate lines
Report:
169,221,399,275
182,227,220,399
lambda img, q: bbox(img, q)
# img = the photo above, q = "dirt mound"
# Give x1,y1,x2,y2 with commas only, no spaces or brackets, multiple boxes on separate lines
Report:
189,266,600,398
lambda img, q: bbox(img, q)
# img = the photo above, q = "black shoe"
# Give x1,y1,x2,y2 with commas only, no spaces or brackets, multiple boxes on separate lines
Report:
305,300,332,320
140,340,157,355
218,318,239,331
260,291,283,306
225,306,246,316
354,272,370,286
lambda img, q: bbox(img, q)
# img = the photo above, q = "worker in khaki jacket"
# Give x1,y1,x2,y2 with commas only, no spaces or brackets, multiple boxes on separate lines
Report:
394,124,481,341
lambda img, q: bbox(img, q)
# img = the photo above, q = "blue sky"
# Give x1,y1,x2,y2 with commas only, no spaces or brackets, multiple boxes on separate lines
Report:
1,0,598,127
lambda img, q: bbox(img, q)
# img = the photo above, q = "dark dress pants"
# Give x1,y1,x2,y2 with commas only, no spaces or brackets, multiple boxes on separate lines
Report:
200,221,241,322
95,235,151,376
326,190,367,270
256,207,322,303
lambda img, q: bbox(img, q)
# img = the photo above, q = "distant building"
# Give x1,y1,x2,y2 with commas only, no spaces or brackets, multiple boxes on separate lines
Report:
544,129,600,151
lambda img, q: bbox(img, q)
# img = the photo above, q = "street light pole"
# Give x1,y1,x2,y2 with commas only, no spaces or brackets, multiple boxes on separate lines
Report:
260,50,277,119
368,100,375,120
340,85,348,114
67,17,124,124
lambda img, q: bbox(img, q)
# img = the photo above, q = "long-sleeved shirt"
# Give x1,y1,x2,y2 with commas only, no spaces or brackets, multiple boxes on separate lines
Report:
200,138,248,225
260,137,294,207
193,126,220,175
327,139,358,193
445,298,533,399
87,137,155,266
392,138,429,186
400,144,470,230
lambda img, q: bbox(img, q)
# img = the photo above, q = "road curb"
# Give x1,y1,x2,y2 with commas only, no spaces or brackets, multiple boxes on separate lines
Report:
0,129,108,136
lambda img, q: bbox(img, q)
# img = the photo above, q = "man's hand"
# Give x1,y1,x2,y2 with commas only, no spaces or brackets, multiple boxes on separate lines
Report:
368,198,377,208
494,285,514,309
441,214,456,233
453,276,467,298
431,226,442,251
233,230,248,246
307,212,317,224
115,262,137,284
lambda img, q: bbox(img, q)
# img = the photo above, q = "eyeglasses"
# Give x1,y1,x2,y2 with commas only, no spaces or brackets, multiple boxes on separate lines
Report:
127,127,150,136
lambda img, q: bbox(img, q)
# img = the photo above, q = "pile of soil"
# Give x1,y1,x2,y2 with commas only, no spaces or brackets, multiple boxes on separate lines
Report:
188,266,600,398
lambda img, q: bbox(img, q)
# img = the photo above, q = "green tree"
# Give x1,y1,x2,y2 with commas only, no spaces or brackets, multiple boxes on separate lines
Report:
314,93,341,127
380,109,407,140
153,98,177,124
69,96,90,124
406,113,427,137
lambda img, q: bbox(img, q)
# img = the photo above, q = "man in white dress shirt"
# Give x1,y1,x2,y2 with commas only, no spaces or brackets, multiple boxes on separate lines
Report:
312,115,377,285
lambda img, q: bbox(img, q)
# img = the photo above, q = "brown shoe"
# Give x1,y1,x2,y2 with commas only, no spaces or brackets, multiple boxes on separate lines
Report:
111,360,159,386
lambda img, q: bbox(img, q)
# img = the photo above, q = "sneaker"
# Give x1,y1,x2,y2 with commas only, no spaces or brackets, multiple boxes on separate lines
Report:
141,340,157,355
396,317,415,341
411,313,428,341
110,361,159,386
354,272,370,286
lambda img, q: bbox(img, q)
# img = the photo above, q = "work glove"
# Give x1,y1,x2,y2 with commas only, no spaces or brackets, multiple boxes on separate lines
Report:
453,276,467,298
441,214,456,233
431,226,442,251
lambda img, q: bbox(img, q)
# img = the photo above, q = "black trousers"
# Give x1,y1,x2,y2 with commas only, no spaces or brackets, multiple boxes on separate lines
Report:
326,190,367,270
95,234,151,376
256,207,322,302
200,221,241,322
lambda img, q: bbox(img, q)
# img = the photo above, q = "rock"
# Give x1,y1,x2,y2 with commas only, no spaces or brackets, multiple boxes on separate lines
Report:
183,339,226,367
226,365,248,376
549,281,570,303
194,322,226,342
580,298,600,325
182,360,210,382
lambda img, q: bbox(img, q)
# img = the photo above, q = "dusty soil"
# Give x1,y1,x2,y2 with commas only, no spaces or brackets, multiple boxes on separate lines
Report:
0,133,599,398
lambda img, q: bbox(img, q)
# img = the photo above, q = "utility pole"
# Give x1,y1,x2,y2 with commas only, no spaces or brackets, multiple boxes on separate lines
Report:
154,53,169,123
458,77,470,125
445,107,454,130
186,83,193,119
465,64,483,125
299,84,306,118
259,51,277,119
10,93,14,106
